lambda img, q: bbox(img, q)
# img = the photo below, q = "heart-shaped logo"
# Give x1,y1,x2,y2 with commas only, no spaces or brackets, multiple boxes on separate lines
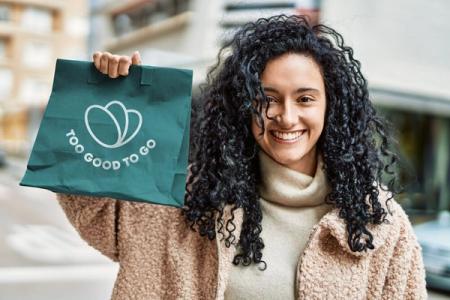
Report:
84,100,142,149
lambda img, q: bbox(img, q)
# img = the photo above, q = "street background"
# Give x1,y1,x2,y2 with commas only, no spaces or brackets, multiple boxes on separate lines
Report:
0,0,449,299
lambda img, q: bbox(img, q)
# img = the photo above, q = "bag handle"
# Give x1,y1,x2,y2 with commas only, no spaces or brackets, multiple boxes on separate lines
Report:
87,63,153,85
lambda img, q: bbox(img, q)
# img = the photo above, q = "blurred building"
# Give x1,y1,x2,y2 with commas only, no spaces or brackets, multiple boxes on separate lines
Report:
0,0,88,155
88,0,320,92
321,0,450,214
89,0,220,89
219,0,320,45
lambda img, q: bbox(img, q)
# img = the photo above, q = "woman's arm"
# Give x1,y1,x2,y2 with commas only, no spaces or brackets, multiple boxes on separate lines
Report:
404,239,427,299
56,193,121,262
381,206,427,300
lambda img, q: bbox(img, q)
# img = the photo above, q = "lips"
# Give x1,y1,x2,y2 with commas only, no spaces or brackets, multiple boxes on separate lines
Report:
269,130,306,144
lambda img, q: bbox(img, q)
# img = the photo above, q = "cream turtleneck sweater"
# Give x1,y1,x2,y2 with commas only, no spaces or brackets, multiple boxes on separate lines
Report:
224,149,334,300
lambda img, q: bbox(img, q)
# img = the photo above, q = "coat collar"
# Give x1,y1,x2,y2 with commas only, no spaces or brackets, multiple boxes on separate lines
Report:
320,186,396,256
316,203,394,256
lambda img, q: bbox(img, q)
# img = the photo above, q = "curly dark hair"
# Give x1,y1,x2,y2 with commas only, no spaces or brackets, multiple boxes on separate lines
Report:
181,14,401,271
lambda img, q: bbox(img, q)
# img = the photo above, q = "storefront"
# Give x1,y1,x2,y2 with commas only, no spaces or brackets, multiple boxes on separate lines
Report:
374,88,450,217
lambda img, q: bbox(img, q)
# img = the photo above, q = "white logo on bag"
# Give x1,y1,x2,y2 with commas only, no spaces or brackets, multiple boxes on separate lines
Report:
66,101,156,171
84,100,142,148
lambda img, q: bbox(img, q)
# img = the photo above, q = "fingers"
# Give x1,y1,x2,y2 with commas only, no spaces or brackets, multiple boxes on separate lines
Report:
92,50,141,78
108,55,120,78
93,51,102,70
99,52,111,75
118,56,132,76
131,51,142,65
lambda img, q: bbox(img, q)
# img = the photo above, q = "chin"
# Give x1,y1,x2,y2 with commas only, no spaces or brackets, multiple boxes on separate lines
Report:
270,152,306,165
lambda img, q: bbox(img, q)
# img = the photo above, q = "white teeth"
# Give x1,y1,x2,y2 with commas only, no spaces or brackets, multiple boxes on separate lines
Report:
272,130,304,140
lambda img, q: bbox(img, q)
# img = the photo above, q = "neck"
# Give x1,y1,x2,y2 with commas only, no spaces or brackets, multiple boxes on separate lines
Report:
257,149,331,207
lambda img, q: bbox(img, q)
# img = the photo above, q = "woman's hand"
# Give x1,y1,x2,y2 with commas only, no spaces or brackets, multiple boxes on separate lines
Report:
92,51,142,78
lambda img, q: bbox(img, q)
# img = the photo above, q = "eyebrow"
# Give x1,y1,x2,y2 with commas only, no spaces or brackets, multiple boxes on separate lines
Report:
263,86,320,94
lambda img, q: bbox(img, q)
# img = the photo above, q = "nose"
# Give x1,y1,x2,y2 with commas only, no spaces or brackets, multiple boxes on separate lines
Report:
276,101,299,127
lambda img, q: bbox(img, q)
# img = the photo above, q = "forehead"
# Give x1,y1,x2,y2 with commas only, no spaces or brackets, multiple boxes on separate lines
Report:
260,53,324,91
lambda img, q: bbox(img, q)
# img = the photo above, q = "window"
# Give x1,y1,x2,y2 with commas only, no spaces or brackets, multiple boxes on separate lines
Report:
0,68,13,99
22,41,52,68
379,108,450,213
111,0,191,36
65,17,89,37
20,78,50,105
22,7,53,33
0,4,10,22
0,39,6,59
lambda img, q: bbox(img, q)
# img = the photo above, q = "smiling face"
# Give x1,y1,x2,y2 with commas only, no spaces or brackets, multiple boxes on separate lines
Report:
251,53,327,176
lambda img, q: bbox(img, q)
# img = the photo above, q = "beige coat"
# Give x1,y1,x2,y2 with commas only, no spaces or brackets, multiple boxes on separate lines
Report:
56,191,427,300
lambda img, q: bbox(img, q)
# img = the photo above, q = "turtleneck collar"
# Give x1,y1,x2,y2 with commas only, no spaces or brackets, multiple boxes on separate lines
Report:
257,149,331,207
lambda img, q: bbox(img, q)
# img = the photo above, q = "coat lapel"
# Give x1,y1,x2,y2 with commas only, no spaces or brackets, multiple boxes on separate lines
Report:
318,205,394,257
295,197,397,299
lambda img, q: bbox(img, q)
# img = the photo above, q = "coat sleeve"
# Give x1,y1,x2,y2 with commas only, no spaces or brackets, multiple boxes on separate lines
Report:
56,193,121,262
381,206,428,300
55,165,193,264
404,238,428,299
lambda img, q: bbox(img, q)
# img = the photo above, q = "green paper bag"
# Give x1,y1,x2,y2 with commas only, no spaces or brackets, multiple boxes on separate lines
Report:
19,58,193,208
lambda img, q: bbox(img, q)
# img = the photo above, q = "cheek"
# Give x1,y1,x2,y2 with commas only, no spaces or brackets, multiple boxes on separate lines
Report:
251,115,263,142
306,108,326,137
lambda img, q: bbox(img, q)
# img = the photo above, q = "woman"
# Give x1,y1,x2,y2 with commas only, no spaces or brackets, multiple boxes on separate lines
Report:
57,15,427,299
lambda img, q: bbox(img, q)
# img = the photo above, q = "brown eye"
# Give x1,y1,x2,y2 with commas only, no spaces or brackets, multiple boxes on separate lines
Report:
266,96,277,103
298,96,313,103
